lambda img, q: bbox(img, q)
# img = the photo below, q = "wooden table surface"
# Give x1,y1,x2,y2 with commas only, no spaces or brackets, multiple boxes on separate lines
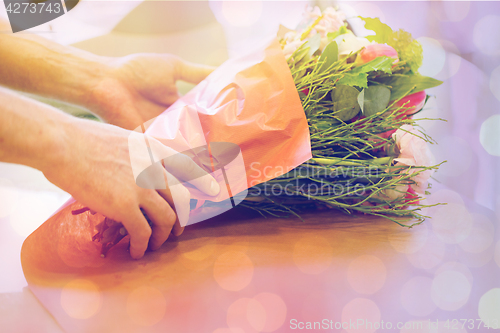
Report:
17,187,500,333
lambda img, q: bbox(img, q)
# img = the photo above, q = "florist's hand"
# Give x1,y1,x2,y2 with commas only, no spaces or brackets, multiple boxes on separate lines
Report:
87,54,214,130
44,118,220,259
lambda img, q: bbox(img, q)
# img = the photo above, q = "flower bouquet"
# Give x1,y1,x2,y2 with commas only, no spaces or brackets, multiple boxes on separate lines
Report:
22,6,444,265
241,6,443,226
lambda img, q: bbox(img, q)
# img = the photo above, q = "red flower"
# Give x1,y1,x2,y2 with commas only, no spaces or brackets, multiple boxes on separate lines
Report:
393,90,426,116
404,185,420,205
356,44,399,65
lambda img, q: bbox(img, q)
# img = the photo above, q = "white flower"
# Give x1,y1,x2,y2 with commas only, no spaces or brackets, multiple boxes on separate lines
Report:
282,6,347,59
392,125,435,194
333,32,373,56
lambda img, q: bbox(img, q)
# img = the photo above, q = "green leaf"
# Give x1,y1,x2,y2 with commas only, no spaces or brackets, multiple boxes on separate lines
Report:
351,56,393,74
336,56,393,88
327,24,348,40
319,41,338,72
359,17,393,43
331,85,361,121
290,45,310,64
303,33,321,58
376,75,443,101
358,85,391,116
337,72,369,88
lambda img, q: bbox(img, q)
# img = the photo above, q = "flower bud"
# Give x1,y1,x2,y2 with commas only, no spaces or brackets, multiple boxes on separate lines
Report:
355,44,399,64
393,90,426,116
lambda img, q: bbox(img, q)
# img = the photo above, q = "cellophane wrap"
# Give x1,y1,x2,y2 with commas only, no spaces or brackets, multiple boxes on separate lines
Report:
21,37,311,270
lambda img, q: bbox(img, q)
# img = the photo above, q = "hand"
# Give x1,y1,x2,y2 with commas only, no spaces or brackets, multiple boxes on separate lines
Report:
43,117,220,259
87,54,214,130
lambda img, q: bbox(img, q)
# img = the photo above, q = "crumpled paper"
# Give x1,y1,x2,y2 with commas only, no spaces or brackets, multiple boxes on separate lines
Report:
21,37,311,269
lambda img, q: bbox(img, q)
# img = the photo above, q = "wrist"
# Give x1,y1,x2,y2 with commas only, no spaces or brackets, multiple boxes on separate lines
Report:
62,53,114,109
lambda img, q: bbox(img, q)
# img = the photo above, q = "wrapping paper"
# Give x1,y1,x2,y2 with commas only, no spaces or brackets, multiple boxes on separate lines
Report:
21,37,311,269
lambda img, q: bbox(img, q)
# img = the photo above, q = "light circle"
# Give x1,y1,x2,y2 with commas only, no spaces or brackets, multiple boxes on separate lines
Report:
60,279,101,319
126,286,167,326
347,255,387,294
221,1,262,27
480,115,500,156
431,270,471,311
473,15,500,55
490,65,500,102
478,289,500,327
400,276,436,317
213,251,254,291
417,37,446,77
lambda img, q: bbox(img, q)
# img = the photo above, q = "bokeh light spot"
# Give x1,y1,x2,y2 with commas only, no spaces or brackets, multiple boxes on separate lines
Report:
431,1,470,22
480,115,500,156
341,298,381,333
459,213,495,253
293,235,333,274
430,136,473,178
60,279,101,319
473,15,500,55
431,203,473,244
435,262,473,285
221,1,262,27
214,251,254,291
253,293,287,332
388,222,428,254
400,276,436,317
431,270,471,311
417,37,446,77
406,234,446,270
478,289,500,327
227,298,260,333
489,65,500,102
126,286,167,326
435,40,462,81
347,255,386,294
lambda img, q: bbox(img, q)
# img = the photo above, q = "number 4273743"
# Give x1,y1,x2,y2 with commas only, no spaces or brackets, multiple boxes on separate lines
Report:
6,2,62,14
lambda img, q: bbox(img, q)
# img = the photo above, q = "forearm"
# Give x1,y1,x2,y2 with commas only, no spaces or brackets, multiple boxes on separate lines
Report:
0,18,111,108
0,86,72,172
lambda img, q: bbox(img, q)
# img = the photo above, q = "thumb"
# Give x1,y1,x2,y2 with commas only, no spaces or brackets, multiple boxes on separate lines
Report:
176,59,215,84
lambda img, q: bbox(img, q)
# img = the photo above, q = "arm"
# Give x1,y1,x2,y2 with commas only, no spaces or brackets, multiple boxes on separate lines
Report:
0,16,214,130
0,87,219,258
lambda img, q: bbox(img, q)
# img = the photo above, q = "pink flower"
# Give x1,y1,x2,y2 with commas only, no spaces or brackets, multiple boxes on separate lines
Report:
393,90,426,116
355,44,399,65
392,125,435,194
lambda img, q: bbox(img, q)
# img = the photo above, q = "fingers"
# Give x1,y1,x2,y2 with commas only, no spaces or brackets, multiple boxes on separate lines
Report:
140,192,177,251
121,209,152,259
175,58,215,84
163,153,220,197
157,169,192,227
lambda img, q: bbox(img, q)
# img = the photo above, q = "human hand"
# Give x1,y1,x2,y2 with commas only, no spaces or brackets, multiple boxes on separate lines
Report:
87,54,214,130
43,117,220,259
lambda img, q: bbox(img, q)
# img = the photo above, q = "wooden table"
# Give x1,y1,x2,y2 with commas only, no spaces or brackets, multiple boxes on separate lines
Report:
19,189,500,333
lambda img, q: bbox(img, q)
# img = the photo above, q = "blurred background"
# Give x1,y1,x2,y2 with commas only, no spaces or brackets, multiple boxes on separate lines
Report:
0,1,499,331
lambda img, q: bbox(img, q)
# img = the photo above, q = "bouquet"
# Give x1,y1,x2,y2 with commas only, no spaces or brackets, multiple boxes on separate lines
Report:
22,6,444,265
241,6,443,226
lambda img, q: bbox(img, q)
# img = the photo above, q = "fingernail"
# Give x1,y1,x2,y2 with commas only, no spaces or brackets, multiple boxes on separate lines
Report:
210,179,220,196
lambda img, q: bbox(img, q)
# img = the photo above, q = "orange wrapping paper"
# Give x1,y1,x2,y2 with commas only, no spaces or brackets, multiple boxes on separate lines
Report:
21,40,310,275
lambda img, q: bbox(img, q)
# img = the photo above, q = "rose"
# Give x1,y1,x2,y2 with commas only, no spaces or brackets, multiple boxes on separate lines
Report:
392,125,435,194
355,44,399,65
